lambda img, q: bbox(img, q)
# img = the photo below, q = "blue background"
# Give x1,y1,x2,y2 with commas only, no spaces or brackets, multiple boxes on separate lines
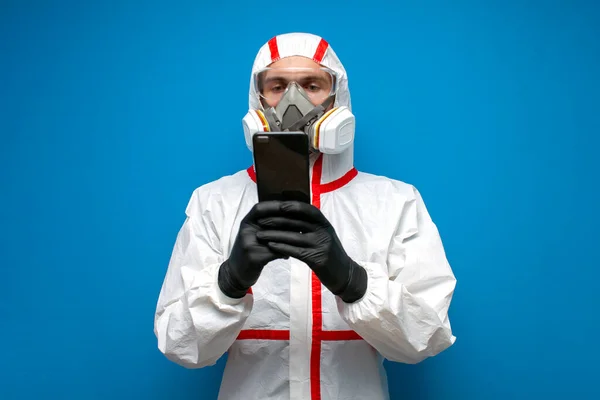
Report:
1,0,599,399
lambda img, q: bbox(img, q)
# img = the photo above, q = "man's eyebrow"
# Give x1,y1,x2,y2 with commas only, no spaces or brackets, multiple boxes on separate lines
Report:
262,76,287,85
297,75,330,83
261,74,331,87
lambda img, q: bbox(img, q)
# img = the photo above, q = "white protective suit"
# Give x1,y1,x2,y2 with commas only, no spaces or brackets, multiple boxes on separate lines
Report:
154,32,457,400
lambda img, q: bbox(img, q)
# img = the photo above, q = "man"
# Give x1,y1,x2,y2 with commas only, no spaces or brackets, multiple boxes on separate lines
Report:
154,32,457,400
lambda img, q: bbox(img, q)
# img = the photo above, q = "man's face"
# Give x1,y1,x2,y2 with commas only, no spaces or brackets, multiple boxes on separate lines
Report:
257,56,335,109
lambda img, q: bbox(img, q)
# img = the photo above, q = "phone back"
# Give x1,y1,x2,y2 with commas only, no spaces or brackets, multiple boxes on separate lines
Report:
252,132,310,203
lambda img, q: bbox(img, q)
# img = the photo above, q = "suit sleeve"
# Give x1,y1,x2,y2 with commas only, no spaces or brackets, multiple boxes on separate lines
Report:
337,186,457,364
154,188,253,368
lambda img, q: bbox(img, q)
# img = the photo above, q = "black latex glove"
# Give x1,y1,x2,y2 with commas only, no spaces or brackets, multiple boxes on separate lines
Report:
218,201,289,298
255,201,367,303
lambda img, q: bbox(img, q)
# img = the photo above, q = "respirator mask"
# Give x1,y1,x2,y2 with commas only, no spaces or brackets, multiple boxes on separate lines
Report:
242,66,355,154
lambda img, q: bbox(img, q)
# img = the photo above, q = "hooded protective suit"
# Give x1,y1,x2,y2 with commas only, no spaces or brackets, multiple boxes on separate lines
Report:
154,32,457,400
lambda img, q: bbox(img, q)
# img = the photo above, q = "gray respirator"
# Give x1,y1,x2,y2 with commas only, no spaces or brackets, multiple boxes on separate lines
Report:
263,82,335,133
242,82,355,154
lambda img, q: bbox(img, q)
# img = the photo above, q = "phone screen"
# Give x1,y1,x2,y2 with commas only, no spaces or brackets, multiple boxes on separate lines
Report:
252,132,310,203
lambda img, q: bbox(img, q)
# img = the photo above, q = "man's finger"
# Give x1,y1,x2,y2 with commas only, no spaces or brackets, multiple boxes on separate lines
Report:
256,230,316,247
257,217,317,233
266,242,309,261
244,201,285,222
250,244,290,261
279,201,329,225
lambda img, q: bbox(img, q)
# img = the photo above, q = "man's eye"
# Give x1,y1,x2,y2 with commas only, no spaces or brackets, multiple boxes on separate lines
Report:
304,83,321,92
270,85,284,92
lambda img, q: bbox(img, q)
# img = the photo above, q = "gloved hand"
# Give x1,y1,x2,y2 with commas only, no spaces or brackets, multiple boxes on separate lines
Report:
255,201,367,303
218,201,289,298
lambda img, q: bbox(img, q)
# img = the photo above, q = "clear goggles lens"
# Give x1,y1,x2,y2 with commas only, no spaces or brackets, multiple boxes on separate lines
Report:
254,67,338,105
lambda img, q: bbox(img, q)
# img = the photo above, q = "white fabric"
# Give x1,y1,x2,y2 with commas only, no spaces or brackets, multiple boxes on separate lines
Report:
154,32,456,400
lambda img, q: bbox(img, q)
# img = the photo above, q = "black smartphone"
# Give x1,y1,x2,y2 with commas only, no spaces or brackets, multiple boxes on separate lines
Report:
252,132,310,203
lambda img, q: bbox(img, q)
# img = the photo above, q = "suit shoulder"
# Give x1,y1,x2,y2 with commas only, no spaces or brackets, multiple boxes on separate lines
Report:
353,170,418,198
185,169,252,216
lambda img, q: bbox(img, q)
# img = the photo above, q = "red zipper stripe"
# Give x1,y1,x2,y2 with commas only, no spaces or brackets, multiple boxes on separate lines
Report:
245,155,359,400
309,154,324,400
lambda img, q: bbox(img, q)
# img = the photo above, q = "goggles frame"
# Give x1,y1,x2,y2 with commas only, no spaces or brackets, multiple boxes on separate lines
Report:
253,66,338,106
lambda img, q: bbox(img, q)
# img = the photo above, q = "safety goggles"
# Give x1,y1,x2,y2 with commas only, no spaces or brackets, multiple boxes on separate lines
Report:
254,67,338,105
